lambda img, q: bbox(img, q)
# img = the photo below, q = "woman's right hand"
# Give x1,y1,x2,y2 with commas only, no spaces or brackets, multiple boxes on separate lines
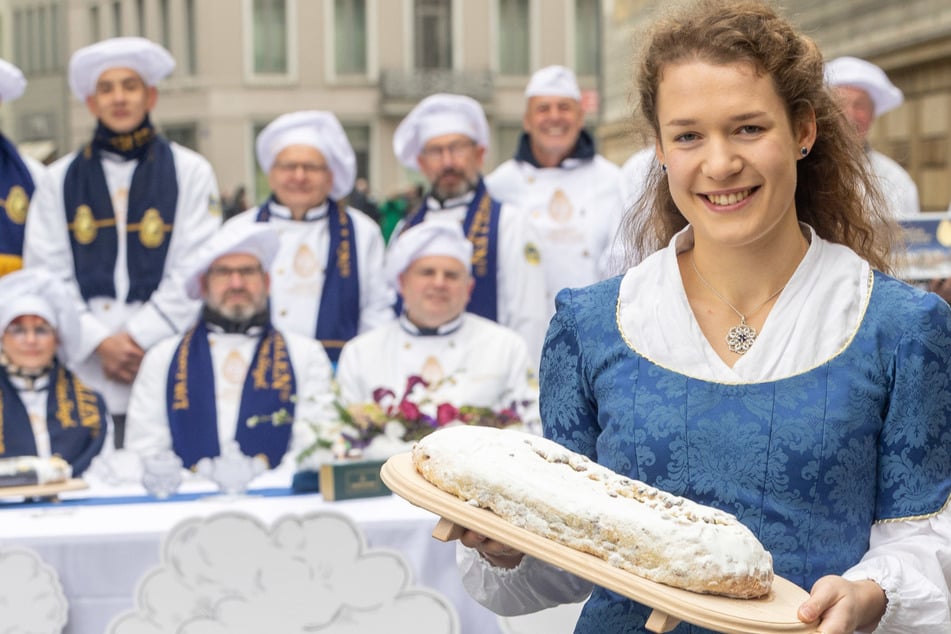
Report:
460,529,526,569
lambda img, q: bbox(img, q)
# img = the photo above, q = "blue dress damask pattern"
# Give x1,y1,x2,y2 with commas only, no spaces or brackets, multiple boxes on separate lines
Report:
540,272,951,634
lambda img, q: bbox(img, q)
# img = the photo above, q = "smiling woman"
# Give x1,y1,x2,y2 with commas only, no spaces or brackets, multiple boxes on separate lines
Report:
455,1,951,633
0,269,108,476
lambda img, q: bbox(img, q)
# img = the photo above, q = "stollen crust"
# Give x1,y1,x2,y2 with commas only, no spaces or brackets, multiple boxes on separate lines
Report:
412,426,773,598
0,455,72,487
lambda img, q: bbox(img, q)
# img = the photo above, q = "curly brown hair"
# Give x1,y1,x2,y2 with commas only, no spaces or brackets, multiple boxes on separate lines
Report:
625,0,895,272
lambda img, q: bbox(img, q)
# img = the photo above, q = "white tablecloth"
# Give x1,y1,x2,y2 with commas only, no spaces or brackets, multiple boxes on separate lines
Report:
0,481,502,634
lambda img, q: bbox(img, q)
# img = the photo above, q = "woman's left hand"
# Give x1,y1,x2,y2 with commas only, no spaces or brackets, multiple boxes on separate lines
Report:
797,575,887,634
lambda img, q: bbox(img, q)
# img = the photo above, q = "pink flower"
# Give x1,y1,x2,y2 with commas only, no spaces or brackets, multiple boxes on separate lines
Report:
398,399,420,421
436,403,458,426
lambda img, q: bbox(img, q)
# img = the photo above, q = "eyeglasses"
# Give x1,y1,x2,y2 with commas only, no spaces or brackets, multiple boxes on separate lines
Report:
419,140,476,160
4,324,56,340
272,161,330,174
206,265,264,280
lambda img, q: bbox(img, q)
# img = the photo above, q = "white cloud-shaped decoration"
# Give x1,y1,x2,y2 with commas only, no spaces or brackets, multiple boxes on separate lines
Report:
0,547,68,632
108,511,459,634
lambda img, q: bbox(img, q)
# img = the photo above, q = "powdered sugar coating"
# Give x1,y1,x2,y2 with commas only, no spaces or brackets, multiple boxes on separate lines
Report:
413,426,773,598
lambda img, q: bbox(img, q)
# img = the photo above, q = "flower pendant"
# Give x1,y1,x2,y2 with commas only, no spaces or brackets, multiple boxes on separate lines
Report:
726,322,756,355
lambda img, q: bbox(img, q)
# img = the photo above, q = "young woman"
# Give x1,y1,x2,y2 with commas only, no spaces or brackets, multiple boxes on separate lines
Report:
0,269,108,476
457,2,951,632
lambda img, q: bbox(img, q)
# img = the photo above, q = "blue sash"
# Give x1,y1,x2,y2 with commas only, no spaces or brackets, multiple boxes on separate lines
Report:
63,128,178,302
403,179,501,320
0,134,35,276
256,198,360,363
0,363,106,476
166,320,297,469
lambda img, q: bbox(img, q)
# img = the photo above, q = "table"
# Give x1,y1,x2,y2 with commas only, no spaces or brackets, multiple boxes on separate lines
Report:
0,479,503,634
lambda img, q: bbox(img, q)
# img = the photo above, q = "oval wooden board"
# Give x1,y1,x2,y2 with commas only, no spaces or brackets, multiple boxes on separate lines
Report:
381,452,816,634
0,478,88,500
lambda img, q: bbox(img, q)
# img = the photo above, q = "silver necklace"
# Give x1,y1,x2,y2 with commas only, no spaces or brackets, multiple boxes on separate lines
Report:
689,253,785,355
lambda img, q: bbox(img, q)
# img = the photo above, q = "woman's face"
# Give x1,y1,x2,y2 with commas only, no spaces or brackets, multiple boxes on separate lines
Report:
654,60,815,251
2,315,58,372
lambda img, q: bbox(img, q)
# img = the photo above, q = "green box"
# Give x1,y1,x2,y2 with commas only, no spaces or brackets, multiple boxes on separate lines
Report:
319,459,391,501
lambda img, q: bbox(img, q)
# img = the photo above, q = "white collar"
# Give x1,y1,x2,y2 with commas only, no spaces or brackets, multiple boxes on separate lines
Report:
267,200,330,221
398,312,466,336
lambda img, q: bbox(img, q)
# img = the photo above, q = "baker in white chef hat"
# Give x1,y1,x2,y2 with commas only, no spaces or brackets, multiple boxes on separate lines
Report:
0,268,80,367
68,36,175,102
825,56,904,121
255,110,357,204
393,93,490,172
524,64,582,101
385,218,473,291
184,222,280,301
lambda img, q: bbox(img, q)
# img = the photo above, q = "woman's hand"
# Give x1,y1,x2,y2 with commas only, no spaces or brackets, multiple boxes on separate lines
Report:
460,529,525,569
797,576,887,634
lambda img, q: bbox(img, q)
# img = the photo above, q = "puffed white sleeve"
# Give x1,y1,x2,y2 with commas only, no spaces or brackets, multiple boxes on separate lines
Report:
457,545,592,616
123,337,178,458
125,147,222,350
842,507,951,633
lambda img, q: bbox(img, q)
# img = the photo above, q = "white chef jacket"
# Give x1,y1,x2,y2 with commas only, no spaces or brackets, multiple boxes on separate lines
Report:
124,325,335,475
486,154,626,318
391,193,549,367
336,313,539,428
23,143,221,414
228,201,394,341
868,149,919,218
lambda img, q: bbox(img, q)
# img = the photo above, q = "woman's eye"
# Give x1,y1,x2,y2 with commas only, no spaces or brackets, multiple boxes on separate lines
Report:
673,132,698,143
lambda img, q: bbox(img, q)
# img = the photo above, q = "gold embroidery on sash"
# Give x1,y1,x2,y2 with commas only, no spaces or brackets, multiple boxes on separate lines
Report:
336,207,352,278
0,389,5,453
172,328,194,411
2,185,29,224
467,193,491,277
271,334,292,401
70,205,112,245
131,208,171,248
55,366,76,428
252,334,273,390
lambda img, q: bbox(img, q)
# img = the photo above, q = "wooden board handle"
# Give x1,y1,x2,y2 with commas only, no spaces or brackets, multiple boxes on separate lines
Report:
645,609,681,632
432,517,465,542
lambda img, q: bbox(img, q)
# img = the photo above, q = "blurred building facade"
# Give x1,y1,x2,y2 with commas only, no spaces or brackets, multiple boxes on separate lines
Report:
0,0,602,205
2,0,950,209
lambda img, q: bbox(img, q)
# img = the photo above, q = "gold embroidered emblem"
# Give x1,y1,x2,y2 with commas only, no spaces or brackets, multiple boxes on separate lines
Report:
222,349,248,385
547,189,573,224
138,208,167,248
421,356,445,385
73,205,98,244
524,242,541,265
4,185,28,224
293,243,318,277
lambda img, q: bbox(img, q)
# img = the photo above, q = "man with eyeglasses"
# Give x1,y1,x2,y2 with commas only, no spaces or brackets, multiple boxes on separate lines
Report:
486,66,625,319
392,93,548,366
23,37,221,447
125,222,334,476
229,110,392,364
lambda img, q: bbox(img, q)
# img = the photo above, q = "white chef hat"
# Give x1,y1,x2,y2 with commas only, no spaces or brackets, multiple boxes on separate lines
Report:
255,110,357,200
0,269,80,366
524,65,581,101
385,219,473,289
0,59,26,103
68,36,175,101
393,93,490,169
825,56,904,118
184,222,280,299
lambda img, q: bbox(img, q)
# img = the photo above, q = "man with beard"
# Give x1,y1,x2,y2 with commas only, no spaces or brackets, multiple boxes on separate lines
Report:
392,93,547,365
486,66,625,318
229,110,393,364
124,222,334,476
23,37,221,447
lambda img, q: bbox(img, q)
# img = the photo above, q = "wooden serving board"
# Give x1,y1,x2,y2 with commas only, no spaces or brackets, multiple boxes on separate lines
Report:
0,478,88,500
381,452,815,634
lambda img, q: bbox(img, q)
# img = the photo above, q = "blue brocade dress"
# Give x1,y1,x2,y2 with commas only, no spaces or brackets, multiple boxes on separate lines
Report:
539,272,951,634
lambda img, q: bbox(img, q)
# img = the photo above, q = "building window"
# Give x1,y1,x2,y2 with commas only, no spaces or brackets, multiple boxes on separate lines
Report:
574,0,598,76
89,5,101,43
414,0,452,70
160,0,171,50
186,0,198,74
497,0,529,76
51,3,61,71
343,124,370,183
112,0,122,36
136,0,146,36
253,0,289,74
334,0,367,75
13,10,24,70
163,123,199,152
